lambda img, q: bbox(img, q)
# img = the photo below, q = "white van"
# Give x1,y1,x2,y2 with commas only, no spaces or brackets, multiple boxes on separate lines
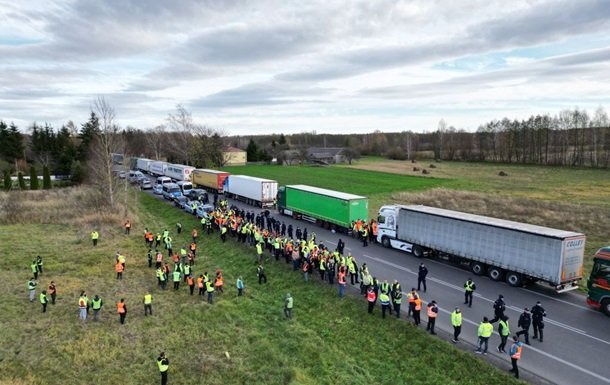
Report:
177,181,193,195
156,176,171,186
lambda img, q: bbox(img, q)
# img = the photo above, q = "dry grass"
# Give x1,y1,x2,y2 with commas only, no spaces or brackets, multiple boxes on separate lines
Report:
0,187,139,237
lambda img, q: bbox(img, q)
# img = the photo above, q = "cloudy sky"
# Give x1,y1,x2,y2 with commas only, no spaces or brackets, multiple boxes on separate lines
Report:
1,0,609,135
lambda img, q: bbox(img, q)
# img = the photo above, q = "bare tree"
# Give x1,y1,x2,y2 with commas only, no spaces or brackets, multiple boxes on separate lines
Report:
145,124,166,160
87,96,125,208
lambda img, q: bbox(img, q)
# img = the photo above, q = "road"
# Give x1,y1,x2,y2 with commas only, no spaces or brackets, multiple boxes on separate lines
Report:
138,175,609,385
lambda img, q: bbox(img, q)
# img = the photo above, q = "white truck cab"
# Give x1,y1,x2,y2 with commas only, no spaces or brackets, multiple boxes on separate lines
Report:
377,205,417,254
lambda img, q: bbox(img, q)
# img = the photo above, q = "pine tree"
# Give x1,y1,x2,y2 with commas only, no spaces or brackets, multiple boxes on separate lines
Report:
18,172,26,190
3,170,12,191
29,166,39,190
78,112,100,160
246,139,259,162
70,160,84,183
43,166,52,189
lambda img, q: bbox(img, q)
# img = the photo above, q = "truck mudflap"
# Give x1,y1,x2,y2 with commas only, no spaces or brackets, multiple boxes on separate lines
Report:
586,297,601,309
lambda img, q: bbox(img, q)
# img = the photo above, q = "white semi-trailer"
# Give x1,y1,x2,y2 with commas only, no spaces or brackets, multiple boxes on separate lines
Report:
136,158,154,174
377,204,585,292
165,164,195,182
225,175,278,207
149,161,168,177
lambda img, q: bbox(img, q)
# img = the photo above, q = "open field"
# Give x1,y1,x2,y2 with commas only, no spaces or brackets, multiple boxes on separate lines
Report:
0,189,521,385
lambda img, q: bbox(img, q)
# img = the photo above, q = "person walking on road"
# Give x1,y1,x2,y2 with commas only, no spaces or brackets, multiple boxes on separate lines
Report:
366,286,376,314
497,315,510,353
451,307,462,343
417,263,428,292
92,295,103,321
475,317,493,354
157,352,169,385
531,301,546,342
516,308,531,345
464,278,476,307
144,292,153,316
426,300,438,334
28,277,37,302
40,290,49,313
489,294,506,323
509,336,523,379
284,293,293,319
117,298,127,324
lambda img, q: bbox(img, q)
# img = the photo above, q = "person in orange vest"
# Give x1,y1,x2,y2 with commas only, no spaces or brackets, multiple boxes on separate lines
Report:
413,295,422,326
190,242,197,259
115,261,124,280
117,298,127,324
192,228,198,244
215,270,224,293
197,275,205,296
187,275,195,295
155,250,163,269
426,300,439,334
509,336,523,378
124,220,131,235
367,286,376,314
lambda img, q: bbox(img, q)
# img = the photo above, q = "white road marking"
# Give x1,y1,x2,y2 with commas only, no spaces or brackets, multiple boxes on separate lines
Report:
362,253,610,348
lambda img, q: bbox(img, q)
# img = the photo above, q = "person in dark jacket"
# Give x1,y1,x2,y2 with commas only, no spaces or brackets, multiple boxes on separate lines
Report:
490,294,506,323
531,301,546,342
417,263,428,292
516,308,531,345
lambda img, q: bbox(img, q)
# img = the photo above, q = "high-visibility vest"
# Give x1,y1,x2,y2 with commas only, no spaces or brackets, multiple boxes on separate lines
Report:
499,320,510,336
92,298,103,310
367,291,376,303
215,276,224,287
451,311,462,326
173,271,181,282
40,293,47,304
379,293,390,305
117,302,125,313
197,277,204,288
31,263,38,273
144,294,152,305
465,281,475,292
478,322,493,337
510,343,522,359
91,231,99,239
338,273,346,284
427,305,438,318
414,298,422,311
184,265,191,275
187,277,194,286
286,297,293,309
115,263,124,273
380,282,389,293
256,244,262,255
393,291,402,304
28,280,36,290
157,358,169,372
206,281,214,293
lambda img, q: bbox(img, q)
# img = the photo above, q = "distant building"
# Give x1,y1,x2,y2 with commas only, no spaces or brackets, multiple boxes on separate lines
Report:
223,147,247,166
307,147,347,164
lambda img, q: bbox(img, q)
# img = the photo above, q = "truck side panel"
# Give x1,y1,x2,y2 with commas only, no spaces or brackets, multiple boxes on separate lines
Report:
398,208,567,284
226,176,278,204
192,170,229,192
285,187,368,228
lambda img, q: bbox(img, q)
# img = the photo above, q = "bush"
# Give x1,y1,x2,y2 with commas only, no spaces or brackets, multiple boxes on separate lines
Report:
29,166,39,190
18,172,26,190
3,170,12,191
387,146,408,160
70,161,84,184
43,166,52,189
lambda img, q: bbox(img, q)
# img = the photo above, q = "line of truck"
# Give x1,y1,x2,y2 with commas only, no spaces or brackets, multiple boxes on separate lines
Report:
127,157,609,306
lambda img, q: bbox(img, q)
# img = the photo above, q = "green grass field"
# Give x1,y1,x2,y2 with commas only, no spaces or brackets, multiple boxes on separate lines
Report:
0,191,521,385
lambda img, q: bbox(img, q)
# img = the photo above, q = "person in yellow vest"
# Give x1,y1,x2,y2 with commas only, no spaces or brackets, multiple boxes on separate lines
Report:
157,351,169,385
117,298,127,324
91,295,103,321
509,336,523,379
379,291,391,319
91,230,99,246
464,278,476,307
206,280,214,304
451,307,463,343
497,315,511,353
144,291,153,316
475,317,494,354
426,300,439,335
40,290,48,313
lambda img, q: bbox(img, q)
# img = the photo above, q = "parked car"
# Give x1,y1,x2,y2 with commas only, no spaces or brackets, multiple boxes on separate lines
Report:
118,171,126,179
139,179,153,190
173,195,188,208
128,170,145,184
153,184,163,195
196,204,215,218
187,188,206,201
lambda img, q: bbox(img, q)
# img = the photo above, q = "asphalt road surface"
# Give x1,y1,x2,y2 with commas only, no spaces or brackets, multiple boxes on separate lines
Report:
138,176,609,385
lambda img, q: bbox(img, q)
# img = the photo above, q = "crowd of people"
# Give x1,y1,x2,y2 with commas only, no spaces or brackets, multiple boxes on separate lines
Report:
25,197,548,382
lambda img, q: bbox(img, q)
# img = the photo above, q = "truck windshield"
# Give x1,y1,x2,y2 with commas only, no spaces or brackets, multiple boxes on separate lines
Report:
591,260,610,288
169,188,180,193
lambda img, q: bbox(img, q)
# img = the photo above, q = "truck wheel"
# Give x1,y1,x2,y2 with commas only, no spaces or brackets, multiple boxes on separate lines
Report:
471,262,486,276
505,272,523,287
381,236,390,248
602,299,610,317
488,267,504,281
412,245,424,258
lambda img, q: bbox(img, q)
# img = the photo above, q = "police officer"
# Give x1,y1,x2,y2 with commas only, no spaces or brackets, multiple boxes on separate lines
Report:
417,263,428,292
489,294,506,323
516,308,531,345
157,351,169,385
531,301,546,342
464,278,476,307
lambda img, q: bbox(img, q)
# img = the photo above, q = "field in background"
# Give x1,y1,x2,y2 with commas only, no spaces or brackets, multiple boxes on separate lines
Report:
223,159,610,279
0,190,520,385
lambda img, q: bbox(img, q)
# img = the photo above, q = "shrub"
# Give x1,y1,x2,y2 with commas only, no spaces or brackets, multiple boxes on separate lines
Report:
30,166,39,190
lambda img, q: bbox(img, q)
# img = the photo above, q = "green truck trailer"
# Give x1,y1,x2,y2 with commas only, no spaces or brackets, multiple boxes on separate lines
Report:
587,246,610,316
277,184,368,230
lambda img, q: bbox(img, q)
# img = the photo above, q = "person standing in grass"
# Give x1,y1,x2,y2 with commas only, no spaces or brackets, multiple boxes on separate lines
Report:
257,264,267,284
338,269,346,298
28,277,37,302
172,269,181,290
367,287,376,314
144,291,153,316
236,275,244,296
187,275,195,295
206,280,214,304
79,292,88,321
124,219,131,235
30,260,39,280
117,298,127,324
91,230,99,246
40,290,48,313
157,352,169,385
48,281,57,304
284,293,293,319
379,290,391,318
36,255,44,275
92,295,103,321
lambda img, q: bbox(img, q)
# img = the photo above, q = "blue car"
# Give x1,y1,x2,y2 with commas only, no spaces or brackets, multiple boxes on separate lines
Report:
153,184,163,195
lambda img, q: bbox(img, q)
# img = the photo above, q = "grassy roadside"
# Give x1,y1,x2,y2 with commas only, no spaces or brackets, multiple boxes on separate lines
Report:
0,190,522,385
